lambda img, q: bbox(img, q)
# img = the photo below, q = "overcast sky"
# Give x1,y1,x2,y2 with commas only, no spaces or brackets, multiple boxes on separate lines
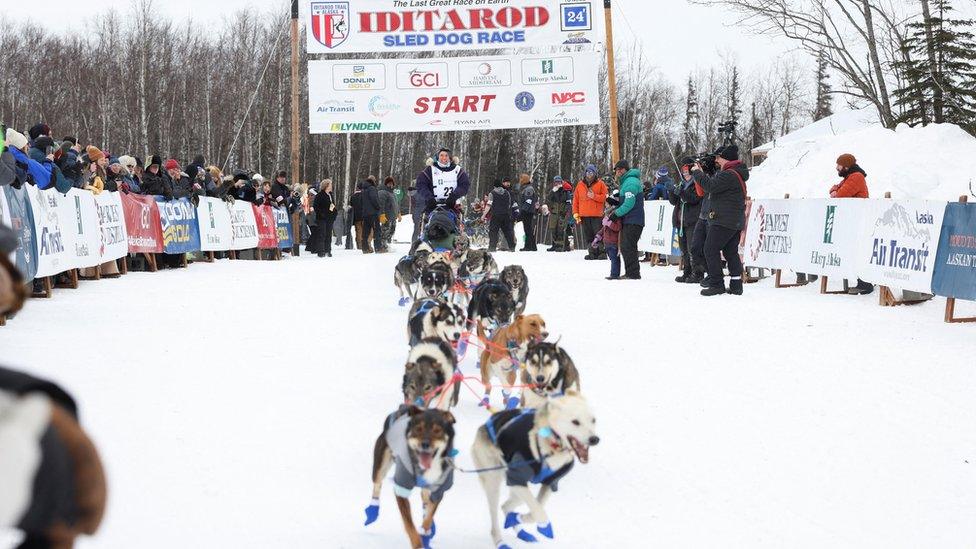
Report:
4,0,801,84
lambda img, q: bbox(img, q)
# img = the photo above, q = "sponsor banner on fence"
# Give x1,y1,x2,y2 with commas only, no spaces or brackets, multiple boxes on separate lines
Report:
94,192,129,261
637,201,675,255
743,199,800,271
790,198,867,279
273,206,293,249
120,192,164,253
308,50,602,133
155,197,201,254
932,203,976,300
856,199,945,293
196,197,235,252
26,187,72,278
2,185,38,280
64,189,103,268
302,0,605,54
253,204,279,249
229,200,259,250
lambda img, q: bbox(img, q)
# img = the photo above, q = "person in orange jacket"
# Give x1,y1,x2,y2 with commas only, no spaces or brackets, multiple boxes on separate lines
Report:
572,164,609,259
829,153,874,295
830,153,869,198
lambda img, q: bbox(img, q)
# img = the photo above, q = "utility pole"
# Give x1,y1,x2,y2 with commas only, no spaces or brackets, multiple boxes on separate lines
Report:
604,0,621,165
290,0,301,256
290,0,301,186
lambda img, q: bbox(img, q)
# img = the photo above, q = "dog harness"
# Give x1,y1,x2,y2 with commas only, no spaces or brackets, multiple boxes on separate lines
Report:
408,299,440,346
385,411,454,503
485,410,573,490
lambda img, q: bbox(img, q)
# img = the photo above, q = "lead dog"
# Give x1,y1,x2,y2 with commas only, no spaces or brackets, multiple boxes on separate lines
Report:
395,250,431,306
471,392,599,549
419,262,454,300
461,249,499,288
499,265,529,316
478,314,548,408
403,338,459,410
365,406,456,549
407,298,467,347
519,341,581,409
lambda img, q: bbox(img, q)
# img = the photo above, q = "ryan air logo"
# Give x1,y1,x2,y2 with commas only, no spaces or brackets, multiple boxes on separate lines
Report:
311,2,349,49
823,205,836,244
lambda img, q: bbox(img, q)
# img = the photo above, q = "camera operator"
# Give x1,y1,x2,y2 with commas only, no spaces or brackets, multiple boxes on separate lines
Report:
691,145,748,296
669,157,704,283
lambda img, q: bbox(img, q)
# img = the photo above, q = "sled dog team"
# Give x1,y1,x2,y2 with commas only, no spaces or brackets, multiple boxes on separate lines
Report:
368,242,599,548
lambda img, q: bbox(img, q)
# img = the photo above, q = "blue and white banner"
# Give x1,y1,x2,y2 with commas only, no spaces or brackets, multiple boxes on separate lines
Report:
637,201,675,255
302,0,606,54
856,199,945,293
26,186,72,278
196,197,235,252
155,197,201,254
308,50,603,133
1,185,38,280
273,206,293,250
932,202,976,300
64,188,104,268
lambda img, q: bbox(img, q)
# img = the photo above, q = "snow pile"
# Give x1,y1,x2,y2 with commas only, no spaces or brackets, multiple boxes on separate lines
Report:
750,120,976,201
752,108,880,155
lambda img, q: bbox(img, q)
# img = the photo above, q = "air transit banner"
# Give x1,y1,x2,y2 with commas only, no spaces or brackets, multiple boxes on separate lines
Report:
308,50,602,133
302,0,606,54
855,199,945,293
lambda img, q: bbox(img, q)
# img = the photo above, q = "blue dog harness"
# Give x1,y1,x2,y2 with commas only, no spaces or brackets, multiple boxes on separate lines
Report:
485,409,573,490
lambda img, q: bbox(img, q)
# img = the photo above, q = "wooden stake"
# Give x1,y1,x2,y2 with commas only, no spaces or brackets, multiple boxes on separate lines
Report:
604,0,621,165
945,195,976,323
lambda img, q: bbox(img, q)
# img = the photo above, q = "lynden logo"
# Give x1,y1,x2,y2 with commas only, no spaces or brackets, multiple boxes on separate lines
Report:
330,122,382,132
310,2,349,49
869,203,934,273
823,205,836,244
552,91,585,106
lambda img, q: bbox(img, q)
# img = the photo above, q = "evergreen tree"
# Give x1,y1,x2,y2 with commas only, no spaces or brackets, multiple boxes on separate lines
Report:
893,0,976,133
813,52,834,121
683,76,700,154
726,66,742,145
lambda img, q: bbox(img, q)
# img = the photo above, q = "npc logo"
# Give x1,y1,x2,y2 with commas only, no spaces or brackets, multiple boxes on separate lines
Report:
515,92,535,112
310,2,349,49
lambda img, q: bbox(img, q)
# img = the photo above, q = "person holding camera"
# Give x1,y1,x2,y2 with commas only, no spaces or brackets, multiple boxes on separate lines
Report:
692,145,748,296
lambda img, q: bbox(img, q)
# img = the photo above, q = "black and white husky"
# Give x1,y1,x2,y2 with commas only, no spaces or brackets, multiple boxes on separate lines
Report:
461,249,499,288
394,250,430,307
402,338,459,410
519,341,581,409
420,262,455,299
407,298,467,347
499,265,529,316
471,392,599,549
468,278,516,341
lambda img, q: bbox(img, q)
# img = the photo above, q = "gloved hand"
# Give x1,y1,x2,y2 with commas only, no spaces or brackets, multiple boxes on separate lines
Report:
608,211,620,221
573,213,581,224
380,214,388,224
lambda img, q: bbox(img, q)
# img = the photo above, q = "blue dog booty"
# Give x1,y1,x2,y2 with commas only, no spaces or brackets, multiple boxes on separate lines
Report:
363,498,380,526
516,527,538,543
537,522,553,539
504,512,520,529
505,396,520,410
398,297,411,307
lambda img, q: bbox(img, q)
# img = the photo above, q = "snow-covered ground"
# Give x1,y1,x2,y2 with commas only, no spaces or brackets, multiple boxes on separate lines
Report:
2,243,976,548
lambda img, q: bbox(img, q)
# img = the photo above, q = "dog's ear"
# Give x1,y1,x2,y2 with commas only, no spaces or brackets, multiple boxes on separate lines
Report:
441,411,456,425
405,362,416,371
515,314,525,323
407,405,425,417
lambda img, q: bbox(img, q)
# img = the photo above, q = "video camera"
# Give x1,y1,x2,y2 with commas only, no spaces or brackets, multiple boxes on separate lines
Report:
718,120,737,146
694,153,718,176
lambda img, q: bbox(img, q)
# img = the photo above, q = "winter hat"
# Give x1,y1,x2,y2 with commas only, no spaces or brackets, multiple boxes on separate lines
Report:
438,147,452,156
108,156,122,167
118,155,137,171
681,157,695,167
233,171,249,183
147,154,162,168
253,173,265,183
33,136,55,152
561,181,572,191
613,159,631,171
62,136,78,146
28,123,50,141
86,145,105,162
164,159,181,171
836,153,856,169
656,166,669,178
718,145,739,162
519,173,531,185
133,156,143,169
553,175,563,183
584,164,597,175
384,176,395,186
5,129,28,151
191,154,205,166
493,179,504,188
276,170,287,179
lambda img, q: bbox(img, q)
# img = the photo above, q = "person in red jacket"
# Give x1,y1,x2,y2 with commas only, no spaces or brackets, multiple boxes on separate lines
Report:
572,164,609,260
830,154,869,198
829,153,874,295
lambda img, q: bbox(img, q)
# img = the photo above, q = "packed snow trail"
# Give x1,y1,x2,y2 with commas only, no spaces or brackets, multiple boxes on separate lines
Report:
1,247,975,548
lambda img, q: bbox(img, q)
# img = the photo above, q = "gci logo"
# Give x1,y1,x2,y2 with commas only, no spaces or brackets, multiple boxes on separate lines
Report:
409,69,441,88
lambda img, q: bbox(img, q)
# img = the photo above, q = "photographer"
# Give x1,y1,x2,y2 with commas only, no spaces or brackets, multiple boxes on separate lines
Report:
692,145,748,296
670,158,704,283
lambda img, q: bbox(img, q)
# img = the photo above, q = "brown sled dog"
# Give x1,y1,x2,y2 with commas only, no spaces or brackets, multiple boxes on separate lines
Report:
478,314,548,404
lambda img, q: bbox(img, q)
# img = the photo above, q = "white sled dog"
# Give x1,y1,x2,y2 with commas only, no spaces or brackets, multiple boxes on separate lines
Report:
471,391,599,549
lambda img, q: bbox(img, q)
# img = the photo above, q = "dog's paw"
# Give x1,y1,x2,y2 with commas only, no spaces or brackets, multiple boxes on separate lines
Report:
480,396,491,408
496,543,513,549
505,396,520,410
537,522,553,539
504,512,520,529
398,297,411,307
420,528,434,548
363,499,380,526
515,528,538,543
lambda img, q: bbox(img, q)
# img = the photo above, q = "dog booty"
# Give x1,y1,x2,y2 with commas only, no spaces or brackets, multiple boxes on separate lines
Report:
505,396,520,410
363,498,380,526
537,522,553,539
505,512,538,542
516,528,538,543
504,512,520,529
398,297,411,307
497,543,513,549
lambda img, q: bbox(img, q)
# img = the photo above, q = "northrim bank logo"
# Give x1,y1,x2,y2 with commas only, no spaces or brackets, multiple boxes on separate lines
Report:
311,2,349,49
823,205,836,244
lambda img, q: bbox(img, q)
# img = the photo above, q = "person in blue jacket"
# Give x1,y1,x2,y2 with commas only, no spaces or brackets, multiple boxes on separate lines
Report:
645,166,672,200
5,128,52,189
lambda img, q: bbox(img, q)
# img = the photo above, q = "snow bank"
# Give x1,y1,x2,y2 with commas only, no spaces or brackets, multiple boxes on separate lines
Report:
753,108,880,154
751,121,976,201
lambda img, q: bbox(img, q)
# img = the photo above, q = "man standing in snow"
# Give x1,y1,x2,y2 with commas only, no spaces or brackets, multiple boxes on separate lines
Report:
546,176,573,252
379,176,401,249
693,145,748,296
609,160,644,278
361,176,383,254
573,164,609,260
415,148,471,215
670,158,704,283
486,177,517,252
830,153,874,295
516,173,539,251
